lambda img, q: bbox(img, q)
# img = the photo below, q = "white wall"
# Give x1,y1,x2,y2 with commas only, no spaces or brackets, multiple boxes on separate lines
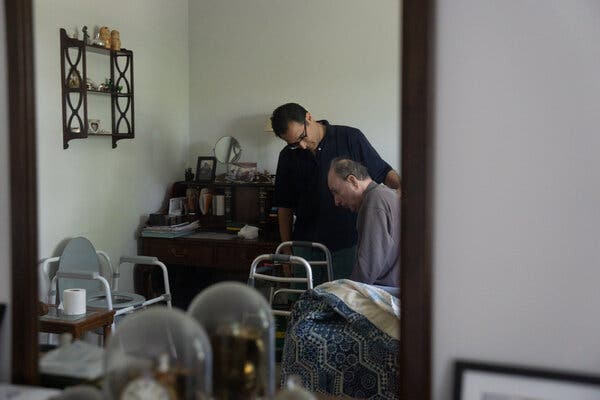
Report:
188,0,400,174
34,0,190,292
0,3,12,382
433,1,600,399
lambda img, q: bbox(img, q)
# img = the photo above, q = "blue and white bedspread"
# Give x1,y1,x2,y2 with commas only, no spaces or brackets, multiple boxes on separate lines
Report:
281,279,401,399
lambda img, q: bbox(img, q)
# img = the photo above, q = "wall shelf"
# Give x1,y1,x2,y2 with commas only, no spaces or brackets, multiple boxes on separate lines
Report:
59,28,135,149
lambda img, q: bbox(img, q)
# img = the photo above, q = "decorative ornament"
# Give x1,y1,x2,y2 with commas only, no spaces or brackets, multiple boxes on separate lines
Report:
98,26,111,48
185,168,195,182
81,25,89,44
110,30,121,51
67,70,81,89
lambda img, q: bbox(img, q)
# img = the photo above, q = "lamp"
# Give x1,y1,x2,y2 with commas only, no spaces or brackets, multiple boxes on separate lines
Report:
264,119,273,133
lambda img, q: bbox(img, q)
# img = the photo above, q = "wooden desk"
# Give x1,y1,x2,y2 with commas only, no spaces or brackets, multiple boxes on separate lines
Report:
138,234,278,308
39,306,115,341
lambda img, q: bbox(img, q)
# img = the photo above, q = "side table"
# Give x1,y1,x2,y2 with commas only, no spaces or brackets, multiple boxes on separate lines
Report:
39,306,115,343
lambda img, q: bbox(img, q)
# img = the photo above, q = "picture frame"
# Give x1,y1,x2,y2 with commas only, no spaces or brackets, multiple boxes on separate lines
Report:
88,118,101,134
196,156,216,182
168,197,185,216
454,360,600,400
228,162,257,183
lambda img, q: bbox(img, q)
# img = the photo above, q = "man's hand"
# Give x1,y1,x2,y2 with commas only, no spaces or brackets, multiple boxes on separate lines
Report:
280,246,293,277
277,207,294,277
384,169,402,191
282,263,292,277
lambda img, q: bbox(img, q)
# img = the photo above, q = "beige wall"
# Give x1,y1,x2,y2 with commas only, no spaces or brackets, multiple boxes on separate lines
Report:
188,0,401,174
433,1,600,399
34,0,190,293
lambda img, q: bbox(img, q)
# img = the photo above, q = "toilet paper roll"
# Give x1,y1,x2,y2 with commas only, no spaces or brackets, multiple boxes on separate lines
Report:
63,288,86,315
214,195,225,216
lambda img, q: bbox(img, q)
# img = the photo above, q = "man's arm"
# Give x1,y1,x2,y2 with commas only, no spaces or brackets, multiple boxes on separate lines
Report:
278,207,294,243
277,207,294,276
384,169,401,193
351,208,394,285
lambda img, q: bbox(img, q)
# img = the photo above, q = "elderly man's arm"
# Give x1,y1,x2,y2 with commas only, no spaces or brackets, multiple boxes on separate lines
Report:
351,207,394,285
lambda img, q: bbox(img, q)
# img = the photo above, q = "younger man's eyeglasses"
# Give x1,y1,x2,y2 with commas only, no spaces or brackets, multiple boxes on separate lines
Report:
288,121,307,150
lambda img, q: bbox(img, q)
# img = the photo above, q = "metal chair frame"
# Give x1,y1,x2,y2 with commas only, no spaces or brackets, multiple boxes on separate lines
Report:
41,252,172,330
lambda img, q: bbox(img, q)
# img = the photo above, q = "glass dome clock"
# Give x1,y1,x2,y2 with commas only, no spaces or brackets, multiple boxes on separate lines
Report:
188,281,275,399
103,307,212,400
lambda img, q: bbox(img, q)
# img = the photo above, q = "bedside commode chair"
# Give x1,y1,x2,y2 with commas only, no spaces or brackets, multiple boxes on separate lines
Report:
40,236,172,331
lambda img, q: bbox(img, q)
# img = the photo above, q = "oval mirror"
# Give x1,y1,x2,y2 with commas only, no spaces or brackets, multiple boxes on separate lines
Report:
214,136,242,164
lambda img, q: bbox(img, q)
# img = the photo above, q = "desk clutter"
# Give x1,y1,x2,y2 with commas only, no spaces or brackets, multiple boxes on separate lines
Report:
140,178,279,243
140,220,200,238
152,180,278,238
140,219,260,240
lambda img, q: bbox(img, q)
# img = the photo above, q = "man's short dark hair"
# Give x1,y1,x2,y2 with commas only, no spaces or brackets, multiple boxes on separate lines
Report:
330,158,371,180
270,103,307,137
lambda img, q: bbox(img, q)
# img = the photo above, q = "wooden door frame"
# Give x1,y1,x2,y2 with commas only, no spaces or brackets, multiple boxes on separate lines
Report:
6,1,433,398
401,1,433,399
6,0,39,384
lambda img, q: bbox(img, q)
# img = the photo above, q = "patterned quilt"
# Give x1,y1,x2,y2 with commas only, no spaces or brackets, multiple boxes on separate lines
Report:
280,279,401,399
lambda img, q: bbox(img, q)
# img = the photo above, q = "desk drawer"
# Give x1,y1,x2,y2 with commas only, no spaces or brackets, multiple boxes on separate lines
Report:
213,243,276,271
239,244,277,265
142,239,213,266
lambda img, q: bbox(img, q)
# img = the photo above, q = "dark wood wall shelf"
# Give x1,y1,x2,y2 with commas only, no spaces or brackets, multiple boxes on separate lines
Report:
59,28,135,149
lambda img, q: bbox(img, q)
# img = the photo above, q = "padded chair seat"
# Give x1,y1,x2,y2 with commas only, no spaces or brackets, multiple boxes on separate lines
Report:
86,290,145,310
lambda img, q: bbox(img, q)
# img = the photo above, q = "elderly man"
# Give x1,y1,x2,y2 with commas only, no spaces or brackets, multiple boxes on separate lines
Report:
327,158,400,287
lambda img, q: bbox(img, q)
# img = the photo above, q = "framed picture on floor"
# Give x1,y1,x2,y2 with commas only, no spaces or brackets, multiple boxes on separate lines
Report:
454,360,600,400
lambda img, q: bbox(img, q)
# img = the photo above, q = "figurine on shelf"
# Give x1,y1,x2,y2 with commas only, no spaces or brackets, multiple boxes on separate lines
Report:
81,25,89,44
88,119,101,134
92,28,102,46
103,78,123,93
110,30,121,51
99,26,111,48
66,27,77,39
67,69,81,89
255,170,275,183
185,168,195,182
85,78,98,91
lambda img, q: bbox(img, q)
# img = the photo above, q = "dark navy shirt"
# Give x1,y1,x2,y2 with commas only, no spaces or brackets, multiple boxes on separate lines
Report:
273,121,392,251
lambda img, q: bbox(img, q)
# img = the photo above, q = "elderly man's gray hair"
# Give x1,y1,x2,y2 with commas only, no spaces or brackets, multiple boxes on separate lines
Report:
330,157,371,180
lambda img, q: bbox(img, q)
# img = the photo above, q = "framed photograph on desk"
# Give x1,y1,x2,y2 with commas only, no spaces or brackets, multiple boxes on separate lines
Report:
196,156,216,182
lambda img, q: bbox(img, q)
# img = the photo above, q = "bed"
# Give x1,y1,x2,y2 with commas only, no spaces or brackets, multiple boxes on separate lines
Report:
280,279,401,399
